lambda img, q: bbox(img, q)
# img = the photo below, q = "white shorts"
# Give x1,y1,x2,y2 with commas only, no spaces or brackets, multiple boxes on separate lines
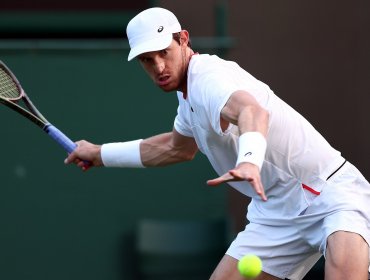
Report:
226,162,370,280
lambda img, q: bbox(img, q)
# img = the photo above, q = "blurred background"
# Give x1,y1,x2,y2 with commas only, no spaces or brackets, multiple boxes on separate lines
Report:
0,0,369,279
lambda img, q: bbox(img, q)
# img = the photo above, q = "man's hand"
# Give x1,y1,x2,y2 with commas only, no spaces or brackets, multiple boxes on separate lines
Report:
64,140,103,171
207,162,267,201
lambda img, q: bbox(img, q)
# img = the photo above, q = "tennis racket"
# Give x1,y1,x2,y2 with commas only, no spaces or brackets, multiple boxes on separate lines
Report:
0,60,79,155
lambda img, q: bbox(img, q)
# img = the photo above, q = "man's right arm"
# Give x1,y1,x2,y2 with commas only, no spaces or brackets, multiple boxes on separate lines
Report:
140,129,198,167
64,128,198,170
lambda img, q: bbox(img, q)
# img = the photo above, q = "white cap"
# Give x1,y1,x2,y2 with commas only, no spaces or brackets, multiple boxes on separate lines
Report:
126,7,182,61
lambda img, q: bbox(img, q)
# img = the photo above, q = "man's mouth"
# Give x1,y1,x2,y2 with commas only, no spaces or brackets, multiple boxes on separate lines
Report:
157,75,170,86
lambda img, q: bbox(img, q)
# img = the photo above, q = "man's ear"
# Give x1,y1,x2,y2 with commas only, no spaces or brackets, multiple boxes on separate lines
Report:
180,30,190,46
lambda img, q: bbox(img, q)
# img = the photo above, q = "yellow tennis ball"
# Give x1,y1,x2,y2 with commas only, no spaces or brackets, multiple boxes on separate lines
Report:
238,254,262,278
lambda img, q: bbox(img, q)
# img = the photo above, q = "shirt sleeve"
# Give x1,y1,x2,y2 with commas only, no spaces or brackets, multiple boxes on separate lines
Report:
193,63,270,136
197,72,241,135
173,94,193,137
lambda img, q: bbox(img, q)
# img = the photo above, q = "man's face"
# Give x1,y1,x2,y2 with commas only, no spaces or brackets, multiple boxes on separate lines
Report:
137,38,187,92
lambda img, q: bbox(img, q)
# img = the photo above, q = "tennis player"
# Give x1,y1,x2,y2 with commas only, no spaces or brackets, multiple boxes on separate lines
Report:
65,7,370,280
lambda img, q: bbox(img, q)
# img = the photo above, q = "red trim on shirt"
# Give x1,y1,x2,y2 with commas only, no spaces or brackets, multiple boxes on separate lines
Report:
302,184,321,195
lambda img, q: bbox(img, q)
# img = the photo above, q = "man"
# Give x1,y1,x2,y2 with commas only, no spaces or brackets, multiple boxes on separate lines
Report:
65,7,370,280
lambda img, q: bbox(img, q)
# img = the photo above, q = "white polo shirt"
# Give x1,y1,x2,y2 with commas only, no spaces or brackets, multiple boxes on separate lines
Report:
174,54,345,219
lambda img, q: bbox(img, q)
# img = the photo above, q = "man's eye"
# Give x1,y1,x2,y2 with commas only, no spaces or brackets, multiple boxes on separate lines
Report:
140,57,149,63
161,49,168,56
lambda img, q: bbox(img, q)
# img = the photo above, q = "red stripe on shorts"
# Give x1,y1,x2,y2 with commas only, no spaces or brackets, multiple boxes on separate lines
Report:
302,184,321,195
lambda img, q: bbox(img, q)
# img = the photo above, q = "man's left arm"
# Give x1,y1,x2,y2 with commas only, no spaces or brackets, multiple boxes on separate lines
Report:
207,90,269,201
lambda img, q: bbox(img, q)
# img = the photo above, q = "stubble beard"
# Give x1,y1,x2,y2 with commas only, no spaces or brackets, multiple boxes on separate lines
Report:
159,47,189,93
176,47,189,93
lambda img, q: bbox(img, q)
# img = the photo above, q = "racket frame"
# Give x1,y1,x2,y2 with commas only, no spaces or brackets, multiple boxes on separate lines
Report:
0,61,49,128
0,60,79,155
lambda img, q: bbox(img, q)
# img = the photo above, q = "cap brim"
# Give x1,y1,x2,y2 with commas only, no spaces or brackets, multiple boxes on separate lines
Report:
127,33,173,61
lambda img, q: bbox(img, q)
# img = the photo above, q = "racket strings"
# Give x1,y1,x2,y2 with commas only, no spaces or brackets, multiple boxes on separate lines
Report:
0,69,21,99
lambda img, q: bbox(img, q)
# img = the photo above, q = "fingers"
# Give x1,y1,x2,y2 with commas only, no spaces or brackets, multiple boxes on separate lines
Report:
207,172,235,186
64,151,78,165
208,163,268,201
64,140,84,164
77,160,91,171
64,141,92,171
254,182,267,201
64,153,88,171
229,168,267,201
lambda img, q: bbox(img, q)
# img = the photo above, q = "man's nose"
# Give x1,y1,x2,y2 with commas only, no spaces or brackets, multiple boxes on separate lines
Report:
153,58,165,73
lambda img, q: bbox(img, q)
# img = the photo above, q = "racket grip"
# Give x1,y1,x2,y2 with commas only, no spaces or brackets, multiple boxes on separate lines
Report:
44,124,77,154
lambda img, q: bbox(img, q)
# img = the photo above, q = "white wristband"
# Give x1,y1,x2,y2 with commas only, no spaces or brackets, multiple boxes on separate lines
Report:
236,132,267,170
101,139,145,168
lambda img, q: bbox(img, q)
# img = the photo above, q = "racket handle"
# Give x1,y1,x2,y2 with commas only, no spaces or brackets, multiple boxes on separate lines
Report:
44,124,77,153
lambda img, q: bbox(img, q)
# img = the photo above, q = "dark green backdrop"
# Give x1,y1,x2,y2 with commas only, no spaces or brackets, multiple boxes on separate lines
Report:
0,44,227,280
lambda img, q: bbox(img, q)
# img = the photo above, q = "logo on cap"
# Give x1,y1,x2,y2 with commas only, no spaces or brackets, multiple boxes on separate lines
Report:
157,26,164,32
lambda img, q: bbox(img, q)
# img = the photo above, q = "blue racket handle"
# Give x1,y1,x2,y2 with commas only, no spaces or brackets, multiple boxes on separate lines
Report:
44,124,77,153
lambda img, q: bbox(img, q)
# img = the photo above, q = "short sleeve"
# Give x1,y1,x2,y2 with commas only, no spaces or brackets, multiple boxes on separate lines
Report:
195,72,240,135
173,94,193,137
